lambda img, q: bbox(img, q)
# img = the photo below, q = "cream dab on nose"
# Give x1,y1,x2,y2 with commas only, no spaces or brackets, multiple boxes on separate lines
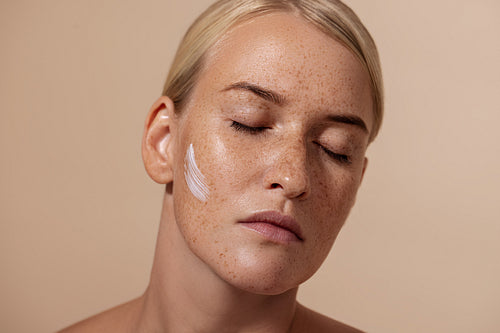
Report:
184,143,209,202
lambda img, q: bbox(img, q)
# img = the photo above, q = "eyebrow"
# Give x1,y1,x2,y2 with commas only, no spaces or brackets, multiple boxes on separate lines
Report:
222,81,368,133
222,81,286,105
327,114,369,133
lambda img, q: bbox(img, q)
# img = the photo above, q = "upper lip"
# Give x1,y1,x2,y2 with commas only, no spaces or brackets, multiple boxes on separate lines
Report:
238,211,304,241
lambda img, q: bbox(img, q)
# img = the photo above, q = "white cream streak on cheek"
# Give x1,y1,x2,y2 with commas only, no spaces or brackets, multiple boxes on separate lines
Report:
184,143,209,202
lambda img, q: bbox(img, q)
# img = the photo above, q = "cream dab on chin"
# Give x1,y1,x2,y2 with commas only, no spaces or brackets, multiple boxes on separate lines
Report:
184,143,209,202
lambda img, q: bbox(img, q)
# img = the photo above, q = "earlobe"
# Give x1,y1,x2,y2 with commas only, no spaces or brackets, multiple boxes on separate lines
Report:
142,96,176,184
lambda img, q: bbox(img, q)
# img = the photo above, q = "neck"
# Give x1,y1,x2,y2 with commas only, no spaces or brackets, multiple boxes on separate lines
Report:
134,192,299,333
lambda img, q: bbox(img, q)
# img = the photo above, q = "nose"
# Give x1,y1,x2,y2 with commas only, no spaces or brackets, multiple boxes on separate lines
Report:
263,139,311,200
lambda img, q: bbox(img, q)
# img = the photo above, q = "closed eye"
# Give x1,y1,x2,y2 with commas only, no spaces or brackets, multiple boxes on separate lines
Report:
231,121,269,134
314,142,352,165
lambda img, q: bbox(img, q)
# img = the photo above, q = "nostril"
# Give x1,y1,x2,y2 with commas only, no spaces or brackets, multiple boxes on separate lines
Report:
265,172,309,199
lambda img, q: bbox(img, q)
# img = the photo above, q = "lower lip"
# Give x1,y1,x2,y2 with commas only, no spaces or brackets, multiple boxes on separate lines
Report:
239,222,300,243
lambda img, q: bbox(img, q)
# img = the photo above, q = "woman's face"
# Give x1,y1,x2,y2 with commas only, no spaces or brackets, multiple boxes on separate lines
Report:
170,13,373,295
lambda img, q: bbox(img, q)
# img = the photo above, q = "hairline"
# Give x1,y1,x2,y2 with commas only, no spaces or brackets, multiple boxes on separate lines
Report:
165,1,382,142
176,9,371,110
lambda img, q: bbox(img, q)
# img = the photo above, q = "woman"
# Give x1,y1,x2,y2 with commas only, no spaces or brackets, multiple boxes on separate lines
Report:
59,0,383,332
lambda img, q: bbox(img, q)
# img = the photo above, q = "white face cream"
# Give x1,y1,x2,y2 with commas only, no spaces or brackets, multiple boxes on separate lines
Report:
184,143,209,202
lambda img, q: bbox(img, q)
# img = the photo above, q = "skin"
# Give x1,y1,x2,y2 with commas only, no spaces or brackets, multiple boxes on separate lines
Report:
59,12,373,333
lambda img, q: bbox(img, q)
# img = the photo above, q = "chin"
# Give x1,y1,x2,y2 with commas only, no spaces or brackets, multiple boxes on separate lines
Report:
214,250,315,296
226,272,300,296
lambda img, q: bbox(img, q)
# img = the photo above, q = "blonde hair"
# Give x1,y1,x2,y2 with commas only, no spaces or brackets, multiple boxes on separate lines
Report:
163,0,384,141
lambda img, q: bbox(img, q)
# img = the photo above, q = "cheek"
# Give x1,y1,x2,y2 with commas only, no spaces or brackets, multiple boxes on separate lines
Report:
173,133,244,237
201,133,261,198
171,128,216,243
184,143,210,202
295,172,362,273
309,169,362,235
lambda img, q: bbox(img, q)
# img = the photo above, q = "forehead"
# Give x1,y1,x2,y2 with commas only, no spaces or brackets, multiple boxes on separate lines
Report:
195,13,373,126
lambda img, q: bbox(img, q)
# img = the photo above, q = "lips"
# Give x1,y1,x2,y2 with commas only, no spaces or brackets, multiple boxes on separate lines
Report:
238,211,304,242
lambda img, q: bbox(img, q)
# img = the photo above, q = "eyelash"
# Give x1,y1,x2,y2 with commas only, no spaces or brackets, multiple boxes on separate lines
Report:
231,121,351,164
231,121,269,134
315,142,352,165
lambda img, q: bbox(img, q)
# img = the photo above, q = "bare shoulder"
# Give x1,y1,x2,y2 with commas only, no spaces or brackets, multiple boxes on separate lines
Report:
291,303,365,333
56,298,142,333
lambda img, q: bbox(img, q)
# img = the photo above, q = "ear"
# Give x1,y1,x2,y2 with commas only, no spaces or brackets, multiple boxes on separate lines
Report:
142,96,176,184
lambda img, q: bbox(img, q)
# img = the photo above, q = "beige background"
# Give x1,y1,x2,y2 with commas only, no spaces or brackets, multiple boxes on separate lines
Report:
1,0,499,332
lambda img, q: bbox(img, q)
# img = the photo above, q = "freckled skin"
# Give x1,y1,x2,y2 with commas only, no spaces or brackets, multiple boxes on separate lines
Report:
58,13,373,333
171,13,373,295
